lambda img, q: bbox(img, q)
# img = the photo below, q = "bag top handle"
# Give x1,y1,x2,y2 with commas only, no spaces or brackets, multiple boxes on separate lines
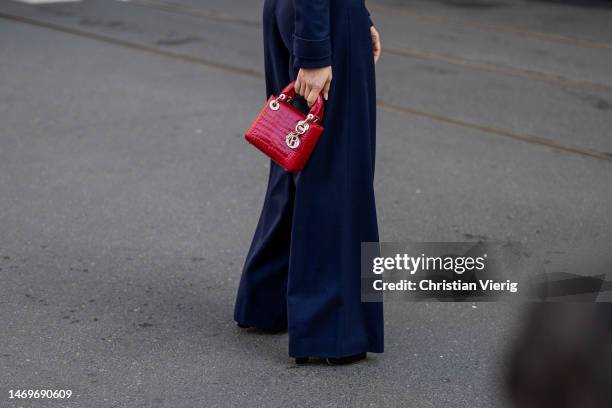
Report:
278,81,325,121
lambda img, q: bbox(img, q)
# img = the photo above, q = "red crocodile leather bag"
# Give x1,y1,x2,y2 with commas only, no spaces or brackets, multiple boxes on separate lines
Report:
244,81,325,172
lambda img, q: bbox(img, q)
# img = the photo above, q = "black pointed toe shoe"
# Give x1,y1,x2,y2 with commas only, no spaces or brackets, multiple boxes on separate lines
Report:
236,322,287,333
294,352,367,365
325,352,367,365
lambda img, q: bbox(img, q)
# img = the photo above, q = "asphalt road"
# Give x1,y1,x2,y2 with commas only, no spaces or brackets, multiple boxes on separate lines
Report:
1,0,611,407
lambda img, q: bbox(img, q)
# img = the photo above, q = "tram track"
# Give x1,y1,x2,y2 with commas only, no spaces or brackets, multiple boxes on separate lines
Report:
1,11,611,163
368,2,612,53
122,0,612,96
127,0,260,28
129,0,612,54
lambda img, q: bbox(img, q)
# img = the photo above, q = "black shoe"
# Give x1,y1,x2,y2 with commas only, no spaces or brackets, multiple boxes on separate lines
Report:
295,353,367,365
325,352,367,365
236,322,286,333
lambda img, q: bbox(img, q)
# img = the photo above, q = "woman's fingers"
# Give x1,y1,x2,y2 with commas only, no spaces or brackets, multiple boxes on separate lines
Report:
323,80,331,101
371,26,381,64
299,80,307,97
306,87,321,107
295,78,306,96
295,72,304,97
304,83,314,106
294,66,333,105
294,77,302,95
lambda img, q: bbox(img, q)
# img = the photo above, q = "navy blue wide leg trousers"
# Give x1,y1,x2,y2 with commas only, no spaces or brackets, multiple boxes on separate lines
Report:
234,0,383,358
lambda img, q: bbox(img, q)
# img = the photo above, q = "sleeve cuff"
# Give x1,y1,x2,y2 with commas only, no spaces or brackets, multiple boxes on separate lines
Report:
292,34,332,62
293,55,333,69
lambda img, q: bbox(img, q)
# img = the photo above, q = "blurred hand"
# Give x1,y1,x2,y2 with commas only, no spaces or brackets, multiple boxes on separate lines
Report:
295,66,332,107
371,25,381,64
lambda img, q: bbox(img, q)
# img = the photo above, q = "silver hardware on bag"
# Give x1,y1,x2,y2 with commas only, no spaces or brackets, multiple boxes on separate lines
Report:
295,120,309,134
269,93,295,111
306,113,319,123
285,132,300,149
269,94,283,110
284,114,319,150
269,96,320,150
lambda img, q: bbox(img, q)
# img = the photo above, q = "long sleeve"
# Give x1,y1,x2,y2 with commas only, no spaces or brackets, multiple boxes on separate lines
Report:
292,0,332,69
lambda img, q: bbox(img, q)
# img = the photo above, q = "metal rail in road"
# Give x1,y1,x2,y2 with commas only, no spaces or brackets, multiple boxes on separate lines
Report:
1,10,611,164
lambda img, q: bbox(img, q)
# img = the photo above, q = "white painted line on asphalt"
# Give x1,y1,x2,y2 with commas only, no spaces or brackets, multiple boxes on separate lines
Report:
12,0,81,4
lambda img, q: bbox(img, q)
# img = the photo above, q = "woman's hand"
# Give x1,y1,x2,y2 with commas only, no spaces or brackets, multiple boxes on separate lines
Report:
371,25,381,64
295,66,333,107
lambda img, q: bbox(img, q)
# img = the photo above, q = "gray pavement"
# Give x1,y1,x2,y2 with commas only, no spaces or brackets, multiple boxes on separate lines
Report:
0,0,611,407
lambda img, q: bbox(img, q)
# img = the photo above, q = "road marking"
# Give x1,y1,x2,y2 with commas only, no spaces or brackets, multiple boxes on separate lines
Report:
0,12,609,164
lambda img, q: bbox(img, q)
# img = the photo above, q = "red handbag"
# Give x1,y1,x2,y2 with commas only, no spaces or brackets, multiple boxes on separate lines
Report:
244,81,325,172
